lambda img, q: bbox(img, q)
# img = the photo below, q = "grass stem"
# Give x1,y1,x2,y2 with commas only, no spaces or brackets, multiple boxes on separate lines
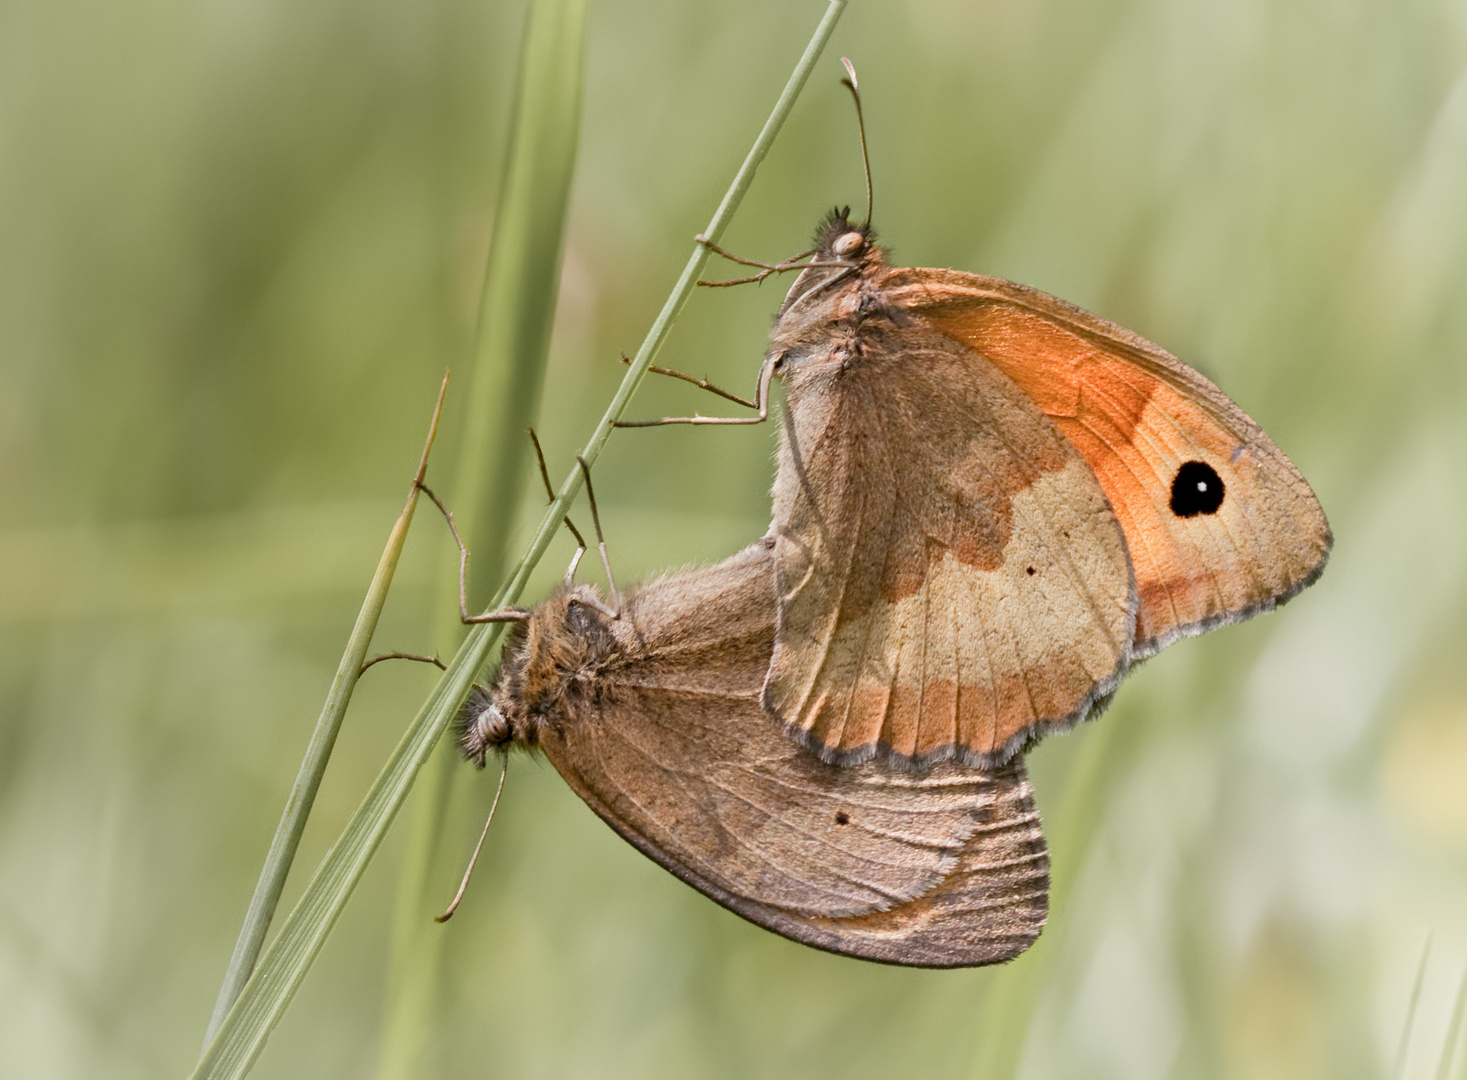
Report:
378,0,586,1074
200,375,449,1047
188,6,845,1078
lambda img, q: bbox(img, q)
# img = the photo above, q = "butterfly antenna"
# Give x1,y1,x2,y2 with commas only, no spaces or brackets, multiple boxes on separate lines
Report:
577,455,621,615
840,58,873,227
435,758,507,923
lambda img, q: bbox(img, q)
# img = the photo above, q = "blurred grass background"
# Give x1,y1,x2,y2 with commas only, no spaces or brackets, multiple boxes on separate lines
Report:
3,0,1467,1077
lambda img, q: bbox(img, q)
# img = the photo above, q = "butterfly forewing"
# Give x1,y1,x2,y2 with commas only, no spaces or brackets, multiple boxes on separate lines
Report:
765,320,1136,768
886,269,1333,655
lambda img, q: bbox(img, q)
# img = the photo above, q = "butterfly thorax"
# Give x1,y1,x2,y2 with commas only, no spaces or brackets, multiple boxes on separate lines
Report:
771,209,889,359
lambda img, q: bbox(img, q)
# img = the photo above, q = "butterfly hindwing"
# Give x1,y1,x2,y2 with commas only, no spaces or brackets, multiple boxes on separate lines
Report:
535,544,1050,966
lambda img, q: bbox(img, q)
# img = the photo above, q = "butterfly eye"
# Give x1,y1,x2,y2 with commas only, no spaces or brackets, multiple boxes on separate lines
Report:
476,707,511,747
832,231,864,257
460,694,512,766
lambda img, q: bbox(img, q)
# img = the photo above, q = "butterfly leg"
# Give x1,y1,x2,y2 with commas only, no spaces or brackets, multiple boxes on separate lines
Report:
416,481,531,624
615,353,758,409
693,237,817,286
575,455,621,618
522,426,602,588
615,353,776,428
435,756,507,922
692,237,856,287
417,429,591,624
358,651,446,676
526,428,592,559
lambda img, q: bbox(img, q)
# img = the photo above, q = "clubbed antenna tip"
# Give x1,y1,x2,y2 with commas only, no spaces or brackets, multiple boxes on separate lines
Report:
839,58,873,227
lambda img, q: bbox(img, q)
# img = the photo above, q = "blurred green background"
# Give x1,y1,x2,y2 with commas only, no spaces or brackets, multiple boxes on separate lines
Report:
4,0,1467,1077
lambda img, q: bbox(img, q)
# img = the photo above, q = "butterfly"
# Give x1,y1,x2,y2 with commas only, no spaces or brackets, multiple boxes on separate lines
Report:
769,210,1331,766
459,539,1050,967
611,59,1327,770
628,209,1330,768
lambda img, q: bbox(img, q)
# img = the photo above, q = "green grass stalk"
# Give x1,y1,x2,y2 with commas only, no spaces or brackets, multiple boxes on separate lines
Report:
377,0,586,1074
200,376,449,1047
1394,934,1432,1080
187,5,846,1078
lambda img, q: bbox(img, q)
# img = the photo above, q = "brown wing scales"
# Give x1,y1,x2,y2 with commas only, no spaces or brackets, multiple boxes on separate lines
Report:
765,324,1136,766
541,687,1050,965
535,547,1050,965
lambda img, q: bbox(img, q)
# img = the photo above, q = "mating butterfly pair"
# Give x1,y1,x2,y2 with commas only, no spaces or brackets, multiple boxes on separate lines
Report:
453,52,1330,966
451,204,1329,967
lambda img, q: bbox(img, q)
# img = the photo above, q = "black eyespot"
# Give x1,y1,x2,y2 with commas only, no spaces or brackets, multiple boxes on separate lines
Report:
1170,460,1225,517
835,811,850,825
1026,566,1036,576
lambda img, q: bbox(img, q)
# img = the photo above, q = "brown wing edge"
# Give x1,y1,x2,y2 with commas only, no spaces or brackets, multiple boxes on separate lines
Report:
984,276,1334,659
762,617,1134,773
1129,546,1331,661
558,755,1050,968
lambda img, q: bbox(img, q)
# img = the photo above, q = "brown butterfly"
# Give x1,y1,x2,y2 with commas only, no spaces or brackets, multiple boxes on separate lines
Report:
459,539,1050,967
622,66,1332,770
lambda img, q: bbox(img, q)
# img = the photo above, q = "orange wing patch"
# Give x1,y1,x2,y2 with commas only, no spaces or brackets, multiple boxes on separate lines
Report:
893,269,1332,656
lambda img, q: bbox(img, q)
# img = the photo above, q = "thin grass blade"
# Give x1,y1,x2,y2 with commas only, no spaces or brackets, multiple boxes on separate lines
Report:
1436,959,1467,1080
378,0,587,1074
187,6,845,1078
200,375,449,1047
1394,933,1433,1080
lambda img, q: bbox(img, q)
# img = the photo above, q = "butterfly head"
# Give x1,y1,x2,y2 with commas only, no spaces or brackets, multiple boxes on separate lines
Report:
459,685,512,767
812,206,876,263
776,208,880,323
457,584,620,767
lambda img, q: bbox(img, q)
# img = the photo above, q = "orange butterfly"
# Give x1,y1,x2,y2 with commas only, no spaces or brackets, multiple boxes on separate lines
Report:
624,71,1331,769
